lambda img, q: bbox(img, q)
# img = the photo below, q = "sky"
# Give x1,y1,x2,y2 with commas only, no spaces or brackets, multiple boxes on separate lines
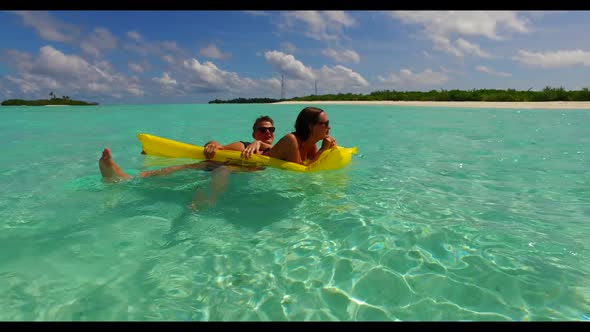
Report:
1,10,590,104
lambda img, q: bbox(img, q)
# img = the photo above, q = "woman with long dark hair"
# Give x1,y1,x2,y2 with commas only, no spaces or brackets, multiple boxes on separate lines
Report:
269,107,336,164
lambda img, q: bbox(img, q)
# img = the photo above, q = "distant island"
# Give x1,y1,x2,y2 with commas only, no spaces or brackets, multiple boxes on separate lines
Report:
209,97,284,104
1,92,98,106
208,87,590,103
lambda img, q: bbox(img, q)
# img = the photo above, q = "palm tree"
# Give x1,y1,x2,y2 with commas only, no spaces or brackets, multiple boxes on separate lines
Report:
49,91,55,99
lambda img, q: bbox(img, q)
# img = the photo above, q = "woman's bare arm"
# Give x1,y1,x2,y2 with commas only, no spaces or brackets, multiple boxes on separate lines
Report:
306,136,337,164
269,134,302,164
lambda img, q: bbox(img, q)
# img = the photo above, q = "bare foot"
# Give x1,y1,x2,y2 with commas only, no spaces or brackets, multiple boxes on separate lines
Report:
99,148,132,183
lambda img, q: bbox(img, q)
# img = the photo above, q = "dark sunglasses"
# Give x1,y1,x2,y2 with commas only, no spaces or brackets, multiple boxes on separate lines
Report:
316,120,330,127
256,126,276,133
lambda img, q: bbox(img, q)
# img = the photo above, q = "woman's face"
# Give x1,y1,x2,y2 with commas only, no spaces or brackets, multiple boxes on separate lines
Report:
310,111,330,141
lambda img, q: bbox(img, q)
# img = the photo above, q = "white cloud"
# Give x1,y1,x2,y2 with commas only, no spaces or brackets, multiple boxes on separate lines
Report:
264,51,316,81
80,27,117,58
11,11,80,43
323,11,356,26
124,31,187,59
93,60,117,76
7,75,54,94
6,75,42,94
4,46,144,99
162,41,181,52
391,11,530,58
183,59,224,86
428,36,491,58
390,11,531,40
0,80,14,98
3,49,34,73
182,58,262,92
525,11,555,19
456,38,491,58
378,68,449,86
154,72,177,85
322,49,360,64
199,44,231,60
87,82,110,92
262,51,367,96
33,45,97,79
512,49,590,68
281,42,297,53
125,32,157,55
423,51,434,59
12,12,118,59
127,86,144,96
162,55,175,65
281,11,356,41
431,35,463,57
128,62,145,74
244,11,270,16
261,77,281,91
475,65,511,76
179,55,347,97
127,30,143,42
316,65,368,89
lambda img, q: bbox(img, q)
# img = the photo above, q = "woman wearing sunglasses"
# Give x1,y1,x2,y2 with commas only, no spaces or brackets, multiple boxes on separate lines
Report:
268,107,336,165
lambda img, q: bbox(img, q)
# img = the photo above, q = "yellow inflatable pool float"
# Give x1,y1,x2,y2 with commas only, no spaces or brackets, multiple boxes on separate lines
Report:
137,133,357,172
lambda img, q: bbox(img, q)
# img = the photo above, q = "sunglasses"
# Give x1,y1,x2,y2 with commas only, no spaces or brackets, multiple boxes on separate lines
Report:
316,120,330,127
256,126,276,133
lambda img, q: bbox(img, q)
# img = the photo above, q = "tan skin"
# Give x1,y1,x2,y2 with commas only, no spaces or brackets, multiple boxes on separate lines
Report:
269,112,336,164
189,120,275,209
203,120,275,160
99,120,277,210
99,121,275,182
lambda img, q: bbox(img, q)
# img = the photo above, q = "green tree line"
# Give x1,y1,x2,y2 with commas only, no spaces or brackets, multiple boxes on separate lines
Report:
209,87,590,103
209,97,284,104
290,87,590,102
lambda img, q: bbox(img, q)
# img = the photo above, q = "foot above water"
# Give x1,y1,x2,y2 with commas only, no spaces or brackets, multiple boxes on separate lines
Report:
99,148,131,182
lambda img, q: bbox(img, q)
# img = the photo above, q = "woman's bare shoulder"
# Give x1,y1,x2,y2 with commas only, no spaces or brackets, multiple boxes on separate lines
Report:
276,133,298,146
270,133,298,160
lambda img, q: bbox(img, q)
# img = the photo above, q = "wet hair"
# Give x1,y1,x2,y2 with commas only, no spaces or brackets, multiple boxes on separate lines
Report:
294,107,324,141
252,115,274,132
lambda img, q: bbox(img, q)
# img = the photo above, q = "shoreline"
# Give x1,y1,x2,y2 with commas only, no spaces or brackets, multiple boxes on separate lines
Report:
273,100,590,110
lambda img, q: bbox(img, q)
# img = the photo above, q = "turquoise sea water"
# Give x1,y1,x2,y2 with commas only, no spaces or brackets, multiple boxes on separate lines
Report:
1,104,589,321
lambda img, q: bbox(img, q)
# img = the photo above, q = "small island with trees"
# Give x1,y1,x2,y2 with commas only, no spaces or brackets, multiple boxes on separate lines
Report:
1,91,99,106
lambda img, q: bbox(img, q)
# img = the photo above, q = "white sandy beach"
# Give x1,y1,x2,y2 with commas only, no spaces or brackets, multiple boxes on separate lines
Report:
274,100,590,110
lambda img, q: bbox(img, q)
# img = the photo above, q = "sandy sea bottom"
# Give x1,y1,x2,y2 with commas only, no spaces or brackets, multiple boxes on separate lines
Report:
0,103,589,320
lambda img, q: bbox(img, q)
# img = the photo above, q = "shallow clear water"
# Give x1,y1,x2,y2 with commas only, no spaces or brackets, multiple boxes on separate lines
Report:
1,104,589,321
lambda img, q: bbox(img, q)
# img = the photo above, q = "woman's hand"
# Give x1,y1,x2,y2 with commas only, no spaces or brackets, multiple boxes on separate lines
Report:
241,140,261,160
204,141,223,159
320,136,337,150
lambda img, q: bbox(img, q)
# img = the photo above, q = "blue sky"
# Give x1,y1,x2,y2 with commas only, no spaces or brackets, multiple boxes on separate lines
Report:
1,10,590,104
